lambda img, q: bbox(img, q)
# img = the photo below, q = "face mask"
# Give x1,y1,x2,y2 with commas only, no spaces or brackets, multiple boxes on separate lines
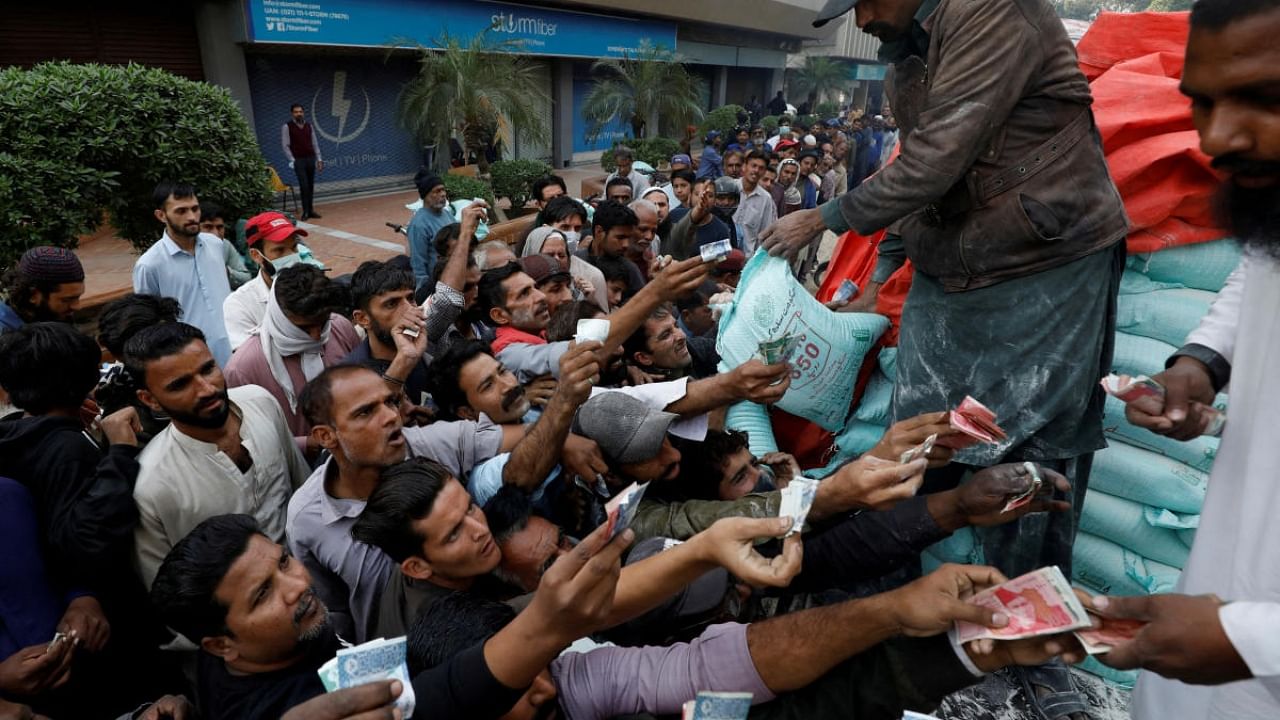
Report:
260,251,304,278
561,230,580,253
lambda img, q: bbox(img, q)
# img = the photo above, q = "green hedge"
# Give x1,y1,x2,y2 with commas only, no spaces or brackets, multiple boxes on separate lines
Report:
489,159,552,209
814,101,842,118
699,104,747,143
442,173,495,209
599,137,683,173
760,115,780,135
0,62,272,264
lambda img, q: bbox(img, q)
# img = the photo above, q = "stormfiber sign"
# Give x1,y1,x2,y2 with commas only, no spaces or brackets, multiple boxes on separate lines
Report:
244,0,677,58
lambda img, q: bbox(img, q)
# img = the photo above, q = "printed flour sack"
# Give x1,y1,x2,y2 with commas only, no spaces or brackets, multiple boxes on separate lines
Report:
717,252,889,431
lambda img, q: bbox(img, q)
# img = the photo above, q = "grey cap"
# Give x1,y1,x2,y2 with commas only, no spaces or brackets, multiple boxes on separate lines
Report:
574,392,678,464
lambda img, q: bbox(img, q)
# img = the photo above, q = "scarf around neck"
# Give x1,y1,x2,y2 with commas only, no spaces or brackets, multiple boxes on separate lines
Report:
259,286,330,412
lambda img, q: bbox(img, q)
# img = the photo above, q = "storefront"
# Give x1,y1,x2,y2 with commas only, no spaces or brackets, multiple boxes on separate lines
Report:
240,0,677,184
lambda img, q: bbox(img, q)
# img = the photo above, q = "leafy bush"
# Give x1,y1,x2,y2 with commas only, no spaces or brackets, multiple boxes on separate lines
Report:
760,115,780,135
814,101,842,118
599,137,683,172
699,104,747,142
442,173,495,208
489,159,553,208
0,62,272,264
796,114,818,130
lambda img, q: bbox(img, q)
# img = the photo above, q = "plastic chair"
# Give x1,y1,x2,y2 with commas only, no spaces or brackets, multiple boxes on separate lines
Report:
268,165,298,215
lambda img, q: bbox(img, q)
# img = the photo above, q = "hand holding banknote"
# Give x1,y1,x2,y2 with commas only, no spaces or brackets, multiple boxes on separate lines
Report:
867,412,958,469
953,463,1071,527
809,454,928,518
1077,592,1250,685
695,516,803,588
1118,358,1219,441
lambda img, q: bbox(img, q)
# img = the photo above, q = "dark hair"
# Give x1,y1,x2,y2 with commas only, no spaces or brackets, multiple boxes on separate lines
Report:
290,103,303,112
350,259,414,313
1190,0,1280,29
613,146,635,161
298,363,374,427
745,149,768,165
350,458,454,563
122,322,206,389
590,254,633,287
605,177,634,195
723,149,744,164
432,223,467,267
592,201,638,235
622,305,673,365
670,169,696,186
0,268,68,322
198,201,224,221
98,294,182,358
153,181,197,210
150,514,262,643
425,339,493,420
547,300,603,343
541,196,587,225
531,175,567,203
477,261,524,317
671,429,751,501
407,592,514,675
675,291,708,313
273,264,351,319
0,323,100,414
482,484,534,543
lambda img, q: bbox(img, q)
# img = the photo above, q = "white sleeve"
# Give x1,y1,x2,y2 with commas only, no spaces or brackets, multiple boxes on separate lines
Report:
1220,601,1280,678
1184,256,1247,366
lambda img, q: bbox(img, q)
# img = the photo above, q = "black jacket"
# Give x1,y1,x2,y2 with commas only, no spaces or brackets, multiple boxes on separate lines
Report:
0,415,141,587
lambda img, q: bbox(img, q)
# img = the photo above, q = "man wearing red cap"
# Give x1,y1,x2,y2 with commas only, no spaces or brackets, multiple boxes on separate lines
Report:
223,211,324,353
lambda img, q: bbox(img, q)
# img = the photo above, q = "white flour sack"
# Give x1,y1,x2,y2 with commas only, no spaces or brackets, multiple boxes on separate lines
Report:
716,251,889,431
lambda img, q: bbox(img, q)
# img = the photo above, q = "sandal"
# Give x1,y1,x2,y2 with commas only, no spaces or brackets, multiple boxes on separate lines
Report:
1015,661,1096,720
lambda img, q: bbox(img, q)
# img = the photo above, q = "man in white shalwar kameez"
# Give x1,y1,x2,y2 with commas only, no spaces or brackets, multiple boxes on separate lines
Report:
1095,1,1280,717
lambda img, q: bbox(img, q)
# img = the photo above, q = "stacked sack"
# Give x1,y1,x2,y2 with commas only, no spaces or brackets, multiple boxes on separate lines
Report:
1067,237,1238,686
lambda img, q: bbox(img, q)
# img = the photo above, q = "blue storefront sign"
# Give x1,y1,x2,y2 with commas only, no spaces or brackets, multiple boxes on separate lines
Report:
246,54,422,184
244,0,677,59
572,68,630,155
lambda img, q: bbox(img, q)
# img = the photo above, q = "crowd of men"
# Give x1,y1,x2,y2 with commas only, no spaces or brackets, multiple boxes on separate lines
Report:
1,0,1278,719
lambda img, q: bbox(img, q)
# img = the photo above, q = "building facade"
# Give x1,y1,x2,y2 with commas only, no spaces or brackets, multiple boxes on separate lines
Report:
2,0,836,196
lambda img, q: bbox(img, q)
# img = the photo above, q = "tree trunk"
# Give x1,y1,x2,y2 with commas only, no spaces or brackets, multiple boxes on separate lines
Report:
630,113,645,140
645,107,660,139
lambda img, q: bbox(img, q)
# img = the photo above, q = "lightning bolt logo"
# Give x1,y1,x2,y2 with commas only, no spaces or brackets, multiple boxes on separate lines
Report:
330,71,352,143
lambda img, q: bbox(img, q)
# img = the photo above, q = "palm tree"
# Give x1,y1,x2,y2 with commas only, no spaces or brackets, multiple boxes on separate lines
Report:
396,31,549,174
580,41,705,144
789,56,849,105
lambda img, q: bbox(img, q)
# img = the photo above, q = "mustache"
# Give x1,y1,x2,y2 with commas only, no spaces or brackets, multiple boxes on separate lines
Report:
293,590,317,627
197,391,229,412
1210,154,1280,178
502,385,527,411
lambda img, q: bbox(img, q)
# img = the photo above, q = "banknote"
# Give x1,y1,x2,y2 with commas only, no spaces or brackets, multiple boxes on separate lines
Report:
701,239,733,263
1001,461,1043,514
778,477,819,536
318,636,416,716
900,433,938,464
937,396,1008,450
757,335,802,365
1099,373,1226,436
575,318,611,344
955,566,1093,643
604,481,650,541
1075,614,1147,655
833,279,859,304
690,691,753,719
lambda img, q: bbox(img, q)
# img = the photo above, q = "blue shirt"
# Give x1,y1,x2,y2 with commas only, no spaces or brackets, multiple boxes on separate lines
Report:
407,206,454,291
697,146,723,180
132,232,233,366
0,301,23,335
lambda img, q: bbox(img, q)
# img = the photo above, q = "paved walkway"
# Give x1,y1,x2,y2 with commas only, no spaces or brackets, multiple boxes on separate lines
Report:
77,166,605,310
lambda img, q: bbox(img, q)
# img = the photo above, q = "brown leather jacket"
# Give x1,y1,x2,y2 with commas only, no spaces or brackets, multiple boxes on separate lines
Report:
821,0,1128,291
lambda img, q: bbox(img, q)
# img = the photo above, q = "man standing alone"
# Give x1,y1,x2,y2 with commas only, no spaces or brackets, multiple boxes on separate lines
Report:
281,104,323,220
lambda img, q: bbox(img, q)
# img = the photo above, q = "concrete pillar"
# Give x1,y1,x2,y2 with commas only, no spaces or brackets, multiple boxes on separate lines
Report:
194,0,255,128
551,58,575,168
712,66,728,109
